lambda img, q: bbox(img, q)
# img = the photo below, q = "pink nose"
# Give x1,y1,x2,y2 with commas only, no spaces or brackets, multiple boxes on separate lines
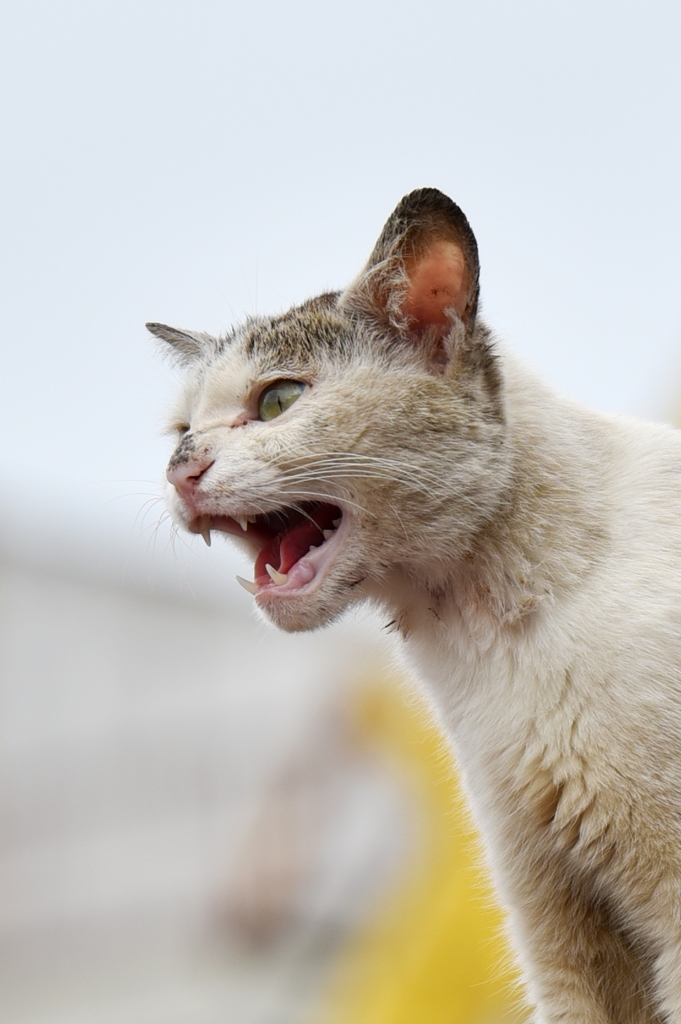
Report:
166,455,215,503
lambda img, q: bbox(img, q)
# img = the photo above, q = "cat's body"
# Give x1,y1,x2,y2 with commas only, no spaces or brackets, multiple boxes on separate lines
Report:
151,189,681,1022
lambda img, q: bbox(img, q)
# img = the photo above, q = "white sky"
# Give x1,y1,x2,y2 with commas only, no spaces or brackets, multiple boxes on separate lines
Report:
1,0,680,590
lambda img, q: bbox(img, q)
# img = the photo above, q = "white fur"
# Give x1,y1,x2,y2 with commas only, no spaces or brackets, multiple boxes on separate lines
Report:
398,350,681,1022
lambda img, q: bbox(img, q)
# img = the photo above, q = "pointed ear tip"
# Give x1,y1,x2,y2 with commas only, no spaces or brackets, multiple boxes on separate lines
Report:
146,322,178,344
405,186,448,201
399,186,456,213
398,188,474,234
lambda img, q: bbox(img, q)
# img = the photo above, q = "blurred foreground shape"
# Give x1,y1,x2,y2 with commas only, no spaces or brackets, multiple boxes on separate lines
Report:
0,519,522,1024
312,679,524,1024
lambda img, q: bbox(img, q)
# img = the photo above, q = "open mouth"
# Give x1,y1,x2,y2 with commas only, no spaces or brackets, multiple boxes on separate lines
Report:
190,501,343,597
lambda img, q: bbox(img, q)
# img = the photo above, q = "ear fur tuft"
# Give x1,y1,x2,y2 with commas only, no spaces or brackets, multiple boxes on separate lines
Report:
146,322,216,366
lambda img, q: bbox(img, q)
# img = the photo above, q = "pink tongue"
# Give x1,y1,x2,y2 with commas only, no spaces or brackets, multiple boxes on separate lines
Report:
279,519,324,573
254,507,338,583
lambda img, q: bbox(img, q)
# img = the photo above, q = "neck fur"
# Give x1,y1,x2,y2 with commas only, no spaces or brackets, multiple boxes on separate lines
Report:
373,354,609,643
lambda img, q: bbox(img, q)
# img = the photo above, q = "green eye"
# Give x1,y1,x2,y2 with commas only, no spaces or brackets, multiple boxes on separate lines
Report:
258,380,306,421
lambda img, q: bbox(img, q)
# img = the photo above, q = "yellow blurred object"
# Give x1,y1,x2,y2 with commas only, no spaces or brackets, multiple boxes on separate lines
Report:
315,676,525,1024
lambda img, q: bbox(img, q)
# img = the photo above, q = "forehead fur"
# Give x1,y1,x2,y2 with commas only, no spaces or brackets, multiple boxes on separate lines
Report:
236,292,359,374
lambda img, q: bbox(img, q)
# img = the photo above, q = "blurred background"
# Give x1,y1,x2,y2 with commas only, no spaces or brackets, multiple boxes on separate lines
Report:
1,1,680,1021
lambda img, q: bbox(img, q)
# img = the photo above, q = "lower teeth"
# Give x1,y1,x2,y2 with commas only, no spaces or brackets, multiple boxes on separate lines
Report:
265,564,288,585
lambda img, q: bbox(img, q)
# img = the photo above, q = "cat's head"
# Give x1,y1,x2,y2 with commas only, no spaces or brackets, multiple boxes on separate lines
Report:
150,189,510,632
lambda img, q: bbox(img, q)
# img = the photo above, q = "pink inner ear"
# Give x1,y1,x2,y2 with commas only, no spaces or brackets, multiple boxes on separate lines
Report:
403,240,468,331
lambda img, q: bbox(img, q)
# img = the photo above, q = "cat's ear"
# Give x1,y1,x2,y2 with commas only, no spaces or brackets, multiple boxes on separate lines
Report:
341,188,480,350
146,322,216,366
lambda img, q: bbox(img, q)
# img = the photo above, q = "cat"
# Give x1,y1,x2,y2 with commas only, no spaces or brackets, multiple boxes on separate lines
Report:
149,188,681,1023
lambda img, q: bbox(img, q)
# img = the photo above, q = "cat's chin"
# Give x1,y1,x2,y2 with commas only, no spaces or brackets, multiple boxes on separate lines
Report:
254,582,359,633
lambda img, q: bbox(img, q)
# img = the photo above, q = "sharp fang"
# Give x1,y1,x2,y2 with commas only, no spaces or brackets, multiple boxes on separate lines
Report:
265,563,288,585
197,515,211,546
332,518,341,528
236,575,259,595
237,517,248,532
323,529,334,541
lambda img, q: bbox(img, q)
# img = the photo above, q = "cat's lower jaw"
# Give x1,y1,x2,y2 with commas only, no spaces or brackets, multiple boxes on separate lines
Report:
254,557,368,634
187,504,365,632
255,570,364,632
254,519,358,631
